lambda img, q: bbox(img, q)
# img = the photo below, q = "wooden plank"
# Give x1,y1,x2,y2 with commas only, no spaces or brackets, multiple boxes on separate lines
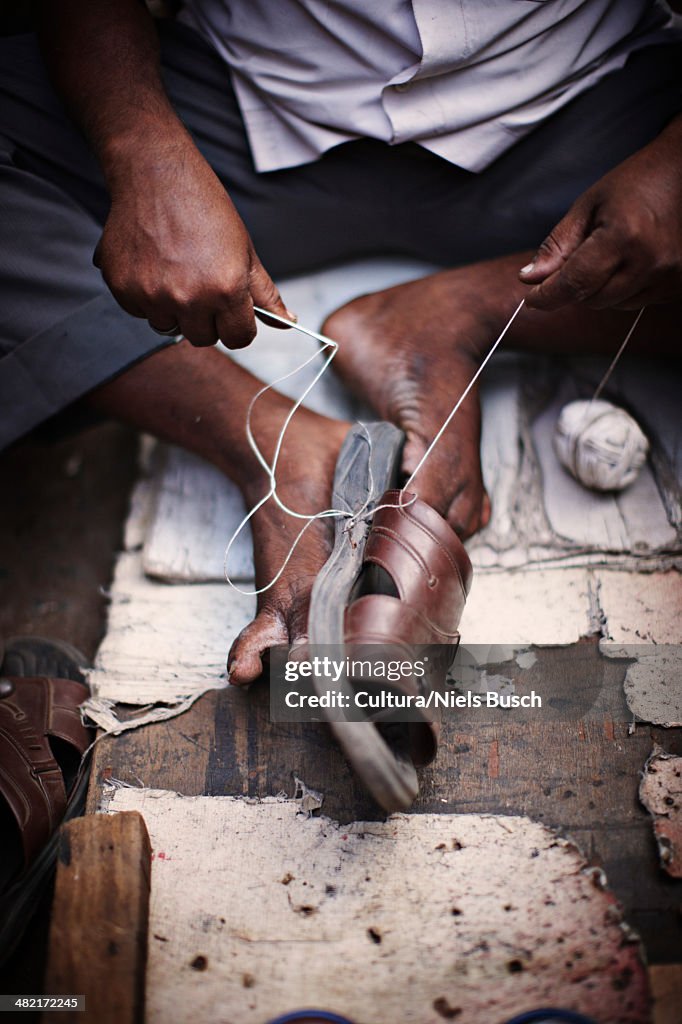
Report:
640,750,682,878
650,964,682,1024
87,551,251,706
459,567,595,644
471,359,536,562
43,812,151,1024
143,446,254,584
90,640,682,963
532,393,676,552
86,693,220,814
605,358,682,529
106,789,650,1024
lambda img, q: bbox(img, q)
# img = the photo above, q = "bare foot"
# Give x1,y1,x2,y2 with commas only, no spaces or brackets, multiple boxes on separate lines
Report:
86,342,349,686
227,404,349,685
322,261,525,537
323,252,682,540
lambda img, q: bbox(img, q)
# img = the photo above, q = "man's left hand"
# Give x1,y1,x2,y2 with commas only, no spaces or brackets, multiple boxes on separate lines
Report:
520,115,682,310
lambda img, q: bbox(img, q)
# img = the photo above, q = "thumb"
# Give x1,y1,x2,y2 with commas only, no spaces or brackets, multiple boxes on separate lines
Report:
519,193,593,284
249,255,297,329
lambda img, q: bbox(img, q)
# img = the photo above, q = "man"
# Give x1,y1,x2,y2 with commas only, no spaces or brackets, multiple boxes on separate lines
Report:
1,0,681,684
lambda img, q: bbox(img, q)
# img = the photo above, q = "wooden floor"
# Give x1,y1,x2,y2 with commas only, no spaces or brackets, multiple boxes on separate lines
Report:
88,638,682,965
1,384,680,1016
0,423,138,1003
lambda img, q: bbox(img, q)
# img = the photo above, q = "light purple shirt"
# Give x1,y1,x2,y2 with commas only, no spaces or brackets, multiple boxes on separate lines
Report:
180,0,681,173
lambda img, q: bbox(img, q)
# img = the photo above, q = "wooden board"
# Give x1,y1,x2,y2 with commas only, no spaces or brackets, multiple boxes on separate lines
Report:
143,447,253,584
87,552,252,706
44,812,151,1024
532,393,676,553
597,570,682,727
89,639,682,966
650,964,682,1024
104,788,650,1024
640,749,682,878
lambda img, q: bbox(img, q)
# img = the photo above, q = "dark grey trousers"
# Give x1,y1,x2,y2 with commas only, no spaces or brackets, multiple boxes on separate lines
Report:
0,21,680,449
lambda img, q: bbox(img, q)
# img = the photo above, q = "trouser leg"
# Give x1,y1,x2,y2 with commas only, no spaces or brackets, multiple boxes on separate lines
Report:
0,35,172,450
1,22,680,449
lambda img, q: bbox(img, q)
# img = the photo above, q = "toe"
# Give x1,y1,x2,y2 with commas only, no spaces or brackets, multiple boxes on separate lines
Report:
480,490,492,529
446,487,480,539
227,608,289,686
430,462,487,539
445,475,491,539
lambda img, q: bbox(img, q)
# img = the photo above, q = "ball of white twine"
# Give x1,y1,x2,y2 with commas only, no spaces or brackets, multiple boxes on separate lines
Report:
553,399,649,492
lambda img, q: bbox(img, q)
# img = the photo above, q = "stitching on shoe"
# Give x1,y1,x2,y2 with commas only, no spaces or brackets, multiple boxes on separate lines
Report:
396,508,468,598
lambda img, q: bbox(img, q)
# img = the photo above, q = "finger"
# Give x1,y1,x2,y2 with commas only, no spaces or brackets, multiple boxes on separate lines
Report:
519,193,593,284
215,296,258,350
577,268,646,310
249,255,296,329
255,308,298,330
176,308,219,347
106,284,147,319
524,229,622,310
605,262,682,309
612,283,677,310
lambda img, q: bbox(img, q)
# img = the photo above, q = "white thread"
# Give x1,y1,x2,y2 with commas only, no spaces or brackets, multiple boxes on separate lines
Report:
224,307,368,596
553,308,649,493
350,298,527,523
224,299,526,594
554,399,649,491
226,299,651,593
402,299,525,494
590,307,645,406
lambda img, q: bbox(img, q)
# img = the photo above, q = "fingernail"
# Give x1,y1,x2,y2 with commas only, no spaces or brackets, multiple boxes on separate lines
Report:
519,262,535,275
285,309,298,323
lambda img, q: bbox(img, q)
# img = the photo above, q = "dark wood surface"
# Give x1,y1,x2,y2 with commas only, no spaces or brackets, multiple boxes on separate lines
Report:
89,638,682,964
43,813,151,1024
0,423,138,1002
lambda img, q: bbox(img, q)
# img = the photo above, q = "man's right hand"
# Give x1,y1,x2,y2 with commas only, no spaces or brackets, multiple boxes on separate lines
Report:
94,134,290,348
40,0,291,349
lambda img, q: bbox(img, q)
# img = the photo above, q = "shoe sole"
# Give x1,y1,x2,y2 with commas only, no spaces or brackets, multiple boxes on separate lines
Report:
308,422,421,813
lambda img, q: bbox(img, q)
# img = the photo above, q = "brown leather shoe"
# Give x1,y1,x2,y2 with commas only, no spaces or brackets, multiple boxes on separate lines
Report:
0,639,92,964
308,424,472,812
345,489,472,768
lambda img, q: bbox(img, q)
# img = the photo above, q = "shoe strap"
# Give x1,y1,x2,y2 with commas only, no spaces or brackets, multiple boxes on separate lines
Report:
362,490,472,635
0,676,90,867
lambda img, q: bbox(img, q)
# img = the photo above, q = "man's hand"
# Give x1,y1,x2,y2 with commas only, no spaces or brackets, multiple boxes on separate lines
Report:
95,135,290,348
520,114,682,311
40,0,291,349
